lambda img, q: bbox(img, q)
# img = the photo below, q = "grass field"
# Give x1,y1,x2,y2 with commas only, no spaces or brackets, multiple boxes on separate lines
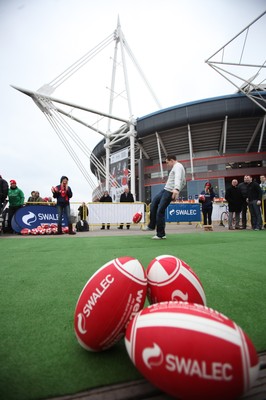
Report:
0,231,265,400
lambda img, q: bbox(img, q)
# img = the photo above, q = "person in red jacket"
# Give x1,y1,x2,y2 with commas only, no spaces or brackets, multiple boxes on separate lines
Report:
51,176,76,235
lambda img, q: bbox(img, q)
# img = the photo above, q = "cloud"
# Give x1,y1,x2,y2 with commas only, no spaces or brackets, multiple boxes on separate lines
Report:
1,0,265,202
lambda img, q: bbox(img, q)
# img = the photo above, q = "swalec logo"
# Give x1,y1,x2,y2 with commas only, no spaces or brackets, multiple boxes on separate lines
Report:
22,211,37,226
142,343,164,369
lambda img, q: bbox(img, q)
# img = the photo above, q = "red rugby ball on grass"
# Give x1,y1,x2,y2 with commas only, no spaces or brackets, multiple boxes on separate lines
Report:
125,301,259,400
74,256,147,351
147,255,206,306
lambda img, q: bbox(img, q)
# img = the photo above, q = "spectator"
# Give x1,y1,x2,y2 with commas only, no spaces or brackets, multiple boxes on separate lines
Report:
51,176,76,235
7,180,24,233
143,155,186,239
26,191,36,205
117,187,134,230
0,174,8,211
199,182,216,229
99,191,112,230
238,176,249,229
260,175,266,228
78,202,88,221
225,179,242,230
246,175,262,231
34,191,43,204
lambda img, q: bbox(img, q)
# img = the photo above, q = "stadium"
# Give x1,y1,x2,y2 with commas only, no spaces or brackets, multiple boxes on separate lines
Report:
2,9,266,400
91,89,266,203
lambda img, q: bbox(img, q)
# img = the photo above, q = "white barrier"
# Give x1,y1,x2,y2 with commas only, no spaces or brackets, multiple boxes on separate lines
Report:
213,203,227,221
88,203,145,224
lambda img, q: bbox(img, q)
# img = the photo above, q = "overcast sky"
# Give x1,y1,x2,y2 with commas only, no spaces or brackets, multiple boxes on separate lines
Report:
1,0,265,203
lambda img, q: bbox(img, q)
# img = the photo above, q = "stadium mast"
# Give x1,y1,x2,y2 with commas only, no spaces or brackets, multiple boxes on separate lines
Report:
12,17,162,200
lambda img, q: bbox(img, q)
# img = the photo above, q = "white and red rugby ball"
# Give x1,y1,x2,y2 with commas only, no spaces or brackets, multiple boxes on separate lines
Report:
74,256,147,351
20,228,31,235
125,301,259,400
147,255,206,306
132,212,142,224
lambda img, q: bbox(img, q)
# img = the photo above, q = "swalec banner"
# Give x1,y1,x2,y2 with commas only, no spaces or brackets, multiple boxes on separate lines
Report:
12,205,68,232
166,203,201,222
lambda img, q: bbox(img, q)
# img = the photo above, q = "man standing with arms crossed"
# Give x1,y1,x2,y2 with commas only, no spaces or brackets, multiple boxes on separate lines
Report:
143,155,186,239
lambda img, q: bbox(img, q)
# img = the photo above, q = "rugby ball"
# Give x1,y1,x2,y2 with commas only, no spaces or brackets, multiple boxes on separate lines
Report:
125,301,259,400
199,194,205,202
147,255,206,306
133,212,142,223
20,228,31,235
74,256,147,351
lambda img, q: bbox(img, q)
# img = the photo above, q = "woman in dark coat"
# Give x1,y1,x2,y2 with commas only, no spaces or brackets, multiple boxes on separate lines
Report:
199,182,216,227
225,179,243,230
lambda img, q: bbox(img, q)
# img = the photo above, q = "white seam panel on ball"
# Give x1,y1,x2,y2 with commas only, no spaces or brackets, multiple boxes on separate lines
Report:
235,322,249,392
136,313,242,346
114,259,146,284
179,265,206,304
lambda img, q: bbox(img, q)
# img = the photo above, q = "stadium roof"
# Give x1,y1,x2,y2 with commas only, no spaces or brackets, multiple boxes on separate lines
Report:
91,91,266,170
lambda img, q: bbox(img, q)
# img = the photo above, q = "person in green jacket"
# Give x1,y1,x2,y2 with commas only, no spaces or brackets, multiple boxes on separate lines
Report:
7,179,24,233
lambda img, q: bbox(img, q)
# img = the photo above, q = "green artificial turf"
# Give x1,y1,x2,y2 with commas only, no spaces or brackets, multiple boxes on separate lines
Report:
0,231,265,400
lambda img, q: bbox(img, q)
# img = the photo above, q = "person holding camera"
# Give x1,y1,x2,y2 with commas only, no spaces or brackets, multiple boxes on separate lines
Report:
51,176,76,235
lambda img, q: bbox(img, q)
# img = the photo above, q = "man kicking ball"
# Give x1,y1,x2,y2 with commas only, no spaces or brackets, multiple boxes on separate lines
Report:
143,155,186,239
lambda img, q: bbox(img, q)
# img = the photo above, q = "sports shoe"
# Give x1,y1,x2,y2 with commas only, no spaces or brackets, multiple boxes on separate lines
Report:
142,226,154,231
152,235,166,239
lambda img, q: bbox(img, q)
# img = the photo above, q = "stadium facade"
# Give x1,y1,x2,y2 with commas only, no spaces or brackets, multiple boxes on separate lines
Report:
91,90,266,202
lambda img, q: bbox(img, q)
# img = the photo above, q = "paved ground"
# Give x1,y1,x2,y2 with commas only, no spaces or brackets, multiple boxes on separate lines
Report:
1,221,246,239
84,222,227,237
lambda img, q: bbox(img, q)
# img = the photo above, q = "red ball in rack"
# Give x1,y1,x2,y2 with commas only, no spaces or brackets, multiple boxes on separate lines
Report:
20,228,31,235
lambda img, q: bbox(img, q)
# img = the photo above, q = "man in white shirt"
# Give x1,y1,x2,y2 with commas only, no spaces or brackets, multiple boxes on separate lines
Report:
143,155,186,239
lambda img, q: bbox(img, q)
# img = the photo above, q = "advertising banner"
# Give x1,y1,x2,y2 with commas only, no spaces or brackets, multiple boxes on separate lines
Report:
88,203,145,224
12,205,68,232
110,148,129,202
166,203,201,222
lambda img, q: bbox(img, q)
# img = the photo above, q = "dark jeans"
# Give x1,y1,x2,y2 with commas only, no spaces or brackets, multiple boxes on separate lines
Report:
57,204,70,225
7,205,22,232
241,201,248,228
202,207,213,225
148,189,173,237
262,199,266,225
0,196,7,212
248,200,262,230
